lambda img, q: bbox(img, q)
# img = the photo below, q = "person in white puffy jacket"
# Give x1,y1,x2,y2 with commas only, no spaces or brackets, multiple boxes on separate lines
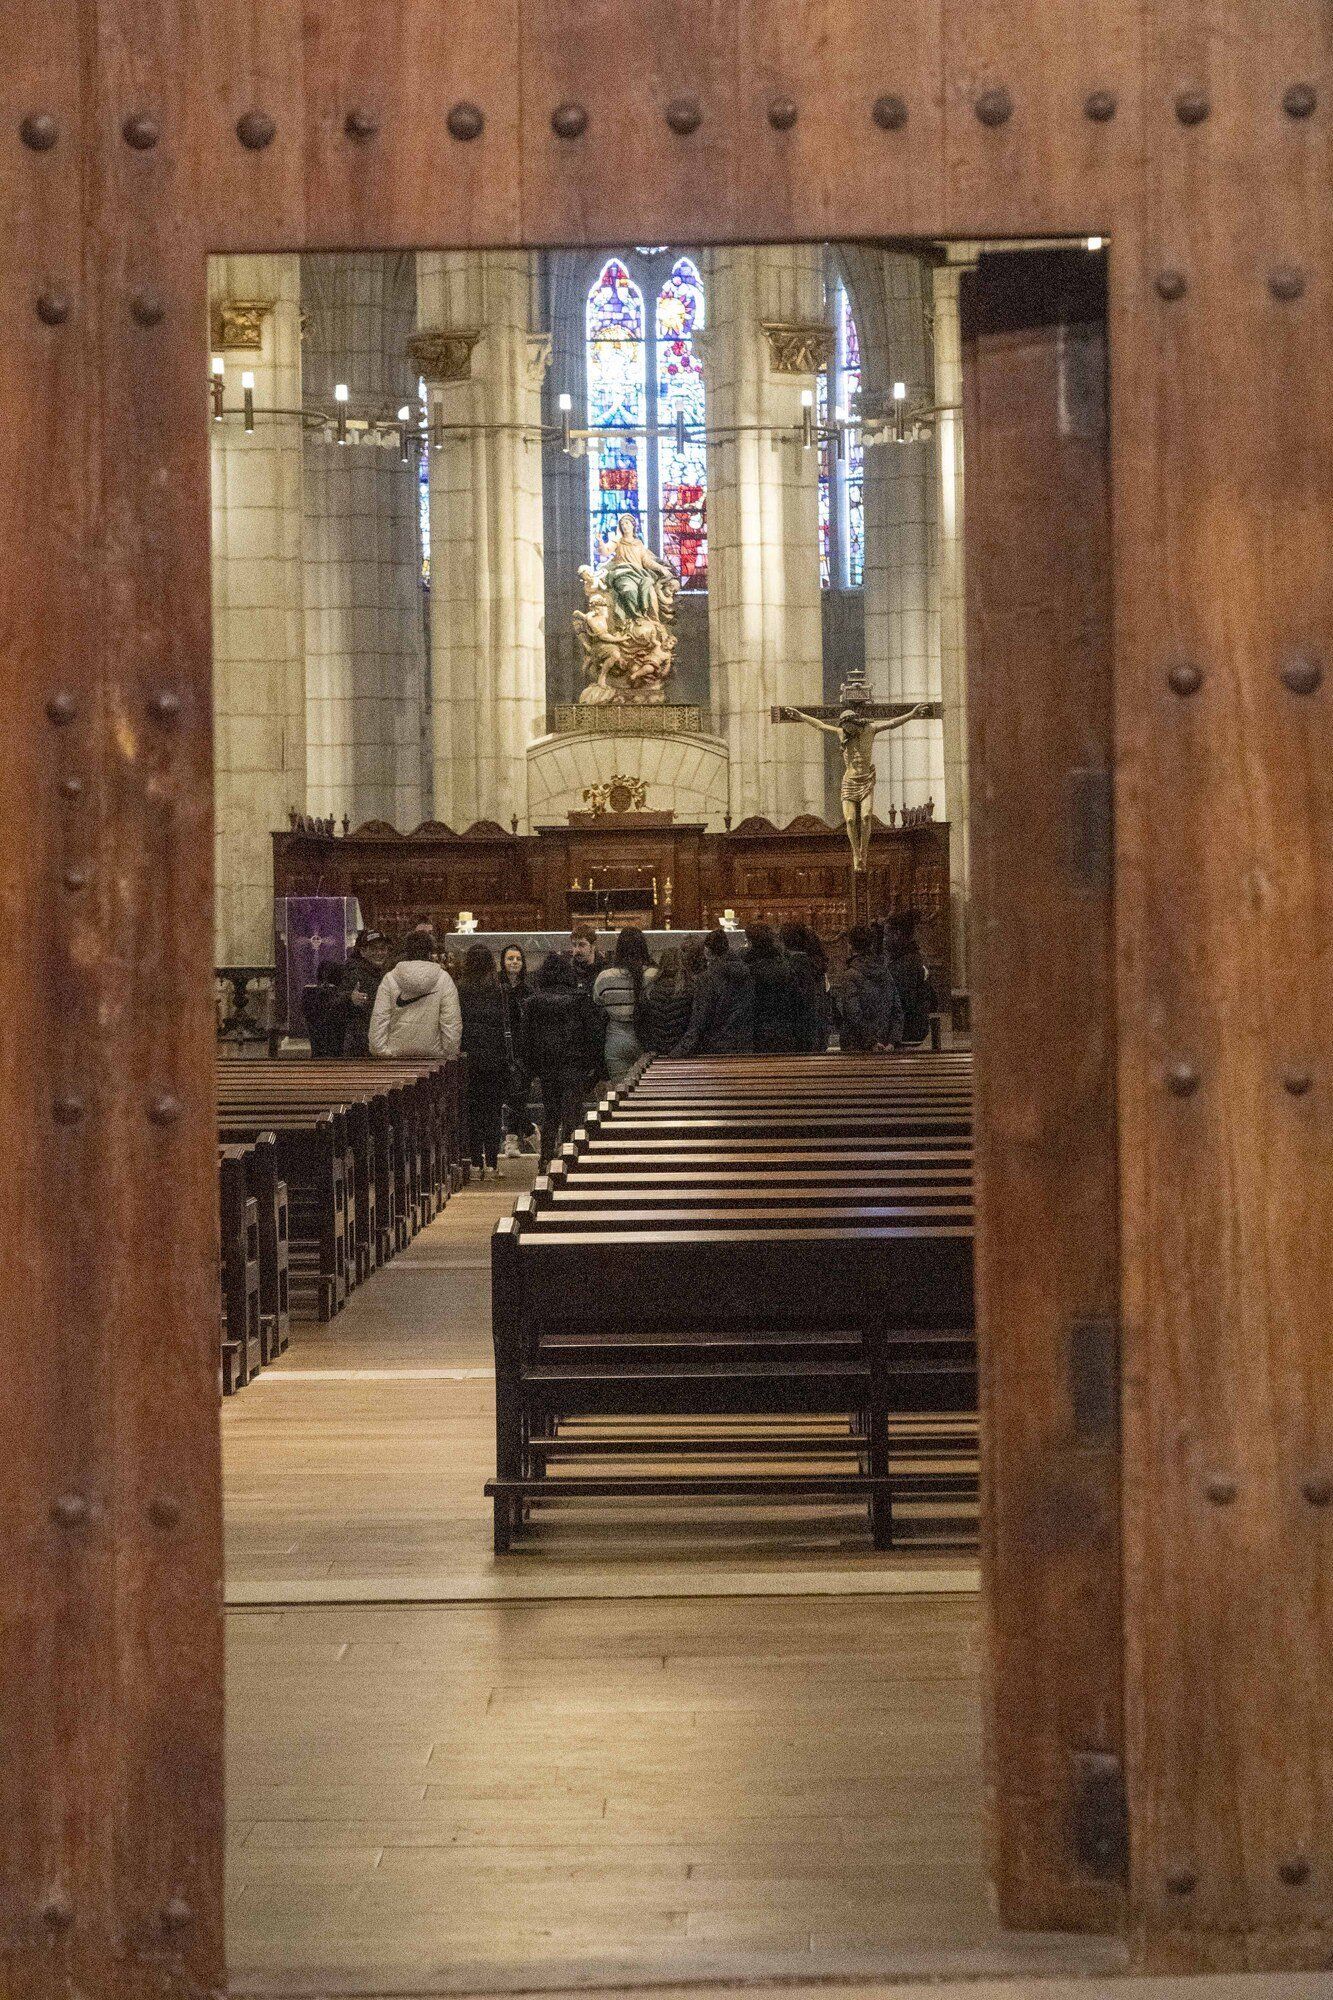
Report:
368,958,462,1060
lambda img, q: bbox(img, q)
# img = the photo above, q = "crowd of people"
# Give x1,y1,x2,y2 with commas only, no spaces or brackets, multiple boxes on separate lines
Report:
302,916,936,1177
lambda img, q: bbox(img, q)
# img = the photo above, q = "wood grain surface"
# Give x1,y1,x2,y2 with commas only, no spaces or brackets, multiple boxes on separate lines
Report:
1,1,1329,1991
963,247,1122,1935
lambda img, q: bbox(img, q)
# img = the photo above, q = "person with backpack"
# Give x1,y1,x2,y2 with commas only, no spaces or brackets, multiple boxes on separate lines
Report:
883,912,936,1046
636,944,695,1055
592,926,656,1083
525,954,604,1166
671,929,755,1057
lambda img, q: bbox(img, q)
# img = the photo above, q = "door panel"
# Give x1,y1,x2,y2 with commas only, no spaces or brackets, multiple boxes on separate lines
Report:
963,246,1123,1931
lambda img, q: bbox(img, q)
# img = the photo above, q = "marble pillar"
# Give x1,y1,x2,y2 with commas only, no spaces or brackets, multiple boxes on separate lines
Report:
211,254,306,967
851,249,945,816
302,253,428,833
933,253,972,988
705,246,826,826
416,251,547,832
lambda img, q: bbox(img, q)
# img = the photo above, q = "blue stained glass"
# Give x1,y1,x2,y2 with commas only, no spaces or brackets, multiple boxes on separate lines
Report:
418,375,431,590
818,281,865,589
586,258,647,561
817,365,832,588
840,291,864,587
655,256,708,589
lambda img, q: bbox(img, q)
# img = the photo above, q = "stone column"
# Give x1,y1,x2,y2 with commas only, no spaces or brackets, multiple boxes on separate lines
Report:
933,252,973,987
302,253,428,833
416,251,547,832
211,255,306,966
851,249,945,816
705,246,826,826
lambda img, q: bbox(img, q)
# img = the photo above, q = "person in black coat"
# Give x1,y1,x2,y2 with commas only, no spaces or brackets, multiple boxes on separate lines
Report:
457,944,510,1177
883,913,936,1046
525,954,604,1166
303,960,349,1057
498,943,535,1153
743,923,804,1054
568,925,606,992
833,925,904,1051
637,945,695,1055
671,930,755,1056
340,929,390,1056
779,921,830,1053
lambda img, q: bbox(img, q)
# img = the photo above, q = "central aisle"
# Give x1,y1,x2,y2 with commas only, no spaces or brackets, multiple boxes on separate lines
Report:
222,1167,1104,1989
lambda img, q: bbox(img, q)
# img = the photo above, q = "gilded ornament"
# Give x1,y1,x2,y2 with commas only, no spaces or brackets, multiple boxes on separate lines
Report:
761,321,835,376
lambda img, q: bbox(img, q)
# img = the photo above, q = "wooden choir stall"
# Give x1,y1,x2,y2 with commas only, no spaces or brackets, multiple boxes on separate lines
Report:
272,807,952,990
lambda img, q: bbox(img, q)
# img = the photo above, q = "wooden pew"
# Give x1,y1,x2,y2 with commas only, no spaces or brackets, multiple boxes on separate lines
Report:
243,1133,290,1363
486,1052,977,1552
216,1056,461,1323
218,1145,263,1394
218,1110,345,1322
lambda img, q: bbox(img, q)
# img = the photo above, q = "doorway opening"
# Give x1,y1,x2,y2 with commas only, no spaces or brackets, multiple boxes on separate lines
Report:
211,235,1122,1993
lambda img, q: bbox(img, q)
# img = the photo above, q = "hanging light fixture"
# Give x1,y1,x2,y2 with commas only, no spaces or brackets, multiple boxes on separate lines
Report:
800,387,815,450
241,370,255,434
334,382,349,444
211,355,225,422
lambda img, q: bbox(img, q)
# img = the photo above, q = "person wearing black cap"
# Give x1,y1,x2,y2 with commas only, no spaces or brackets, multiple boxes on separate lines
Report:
340,928,391,1056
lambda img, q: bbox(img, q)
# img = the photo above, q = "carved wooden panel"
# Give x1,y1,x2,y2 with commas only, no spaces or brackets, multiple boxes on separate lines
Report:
273,819,948,975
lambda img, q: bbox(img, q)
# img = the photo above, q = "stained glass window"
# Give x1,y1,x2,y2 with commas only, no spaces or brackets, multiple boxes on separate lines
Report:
655,257,708,588
817,279,864,590
584,251,708,589
841,296,864,587
817,365,832,588
586,258,647,561
418,375,431,591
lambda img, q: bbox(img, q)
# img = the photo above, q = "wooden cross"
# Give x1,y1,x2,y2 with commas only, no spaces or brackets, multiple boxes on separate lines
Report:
769,698,943,726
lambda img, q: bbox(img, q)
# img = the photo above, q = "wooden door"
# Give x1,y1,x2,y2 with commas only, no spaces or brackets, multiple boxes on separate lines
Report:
4,5,1332,1993
963,248,1123,1933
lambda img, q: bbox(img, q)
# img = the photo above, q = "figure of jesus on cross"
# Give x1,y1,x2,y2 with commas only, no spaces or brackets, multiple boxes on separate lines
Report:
771,670,940,872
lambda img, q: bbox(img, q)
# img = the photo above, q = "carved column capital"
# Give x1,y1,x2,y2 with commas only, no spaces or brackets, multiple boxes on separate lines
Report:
211,297,276,351
525,332,553,389
408,327,484,383
760,320,835,375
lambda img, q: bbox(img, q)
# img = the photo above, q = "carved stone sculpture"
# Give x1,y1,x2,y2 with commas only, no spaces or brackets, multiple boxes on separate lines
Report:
574,515,680,706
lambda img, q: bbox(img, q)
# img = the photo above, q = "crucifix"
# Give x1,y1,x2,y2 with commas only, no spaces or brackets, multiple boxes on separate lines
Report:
771,671,941,877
